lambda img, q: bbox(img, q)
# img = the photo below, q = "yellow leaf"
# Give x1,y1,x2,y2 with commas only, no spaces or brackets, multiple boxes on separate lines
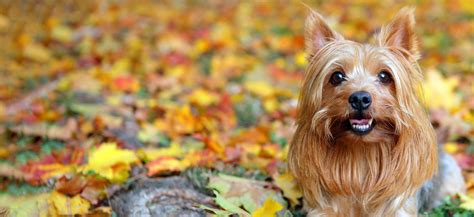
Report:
24,43,52,62
81,143,138,183
421,69,460,112
188,89,219,106
260,144,280,158
275,58,286,69
251,197,283,217
192,39,211,56
137,123,161,143
206,133,225,154
263,98,279,113
48,191,90,215
51,25,73,43
443,142,459,154
460,0,474,13
168,65,186,77
460,194,474,210
37,163,74,180
273,172,302,207
157,105,197,135
245,81,275,98
109,58,131,76
294,51,307,67
138,142,184,162
0,14,8,30
0,147,8,158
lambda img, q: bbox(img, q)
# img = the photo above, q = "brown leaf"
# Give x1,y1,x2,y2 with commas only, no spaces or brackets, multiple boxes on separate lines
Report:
55,176,88,196
80,177,109,205
0,164,33,181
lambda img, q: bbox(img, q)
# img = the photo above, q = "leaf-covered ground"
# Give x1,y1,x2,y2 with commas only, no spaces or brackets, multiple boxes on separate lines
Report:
0,1,472,216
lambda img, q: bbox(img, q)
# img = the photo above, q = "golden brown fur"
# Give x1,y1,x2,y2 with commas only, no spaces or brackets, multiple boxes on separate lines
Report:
288,8,438,216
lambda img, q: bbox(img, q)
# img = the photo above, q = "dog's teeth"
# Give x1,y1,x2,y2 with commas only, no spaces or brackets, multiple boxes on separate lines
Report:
368,119,373,125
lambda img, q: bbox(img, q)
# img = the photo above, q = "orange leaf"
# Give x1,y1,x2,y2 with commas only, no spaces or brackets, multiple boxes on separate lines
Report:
146,157,190,176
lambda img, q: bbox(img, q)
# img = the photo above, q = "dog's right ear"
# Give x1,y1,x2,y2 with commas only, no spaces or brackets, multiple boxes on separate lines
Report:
305,11,342,58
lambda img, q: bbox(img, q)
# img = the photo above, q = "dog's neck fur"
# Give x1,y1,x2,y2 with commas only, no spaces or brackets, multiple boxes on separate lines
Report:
292,123,425,216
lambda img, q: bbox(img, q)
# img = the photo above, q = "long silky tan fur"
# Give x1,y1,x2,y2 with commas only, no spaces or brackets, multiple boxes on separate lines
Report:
288,8,438,216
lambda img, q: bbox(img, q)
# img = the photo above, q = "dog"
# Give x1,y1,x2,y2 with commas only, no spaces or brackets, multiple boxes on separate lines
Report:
288,7,465,216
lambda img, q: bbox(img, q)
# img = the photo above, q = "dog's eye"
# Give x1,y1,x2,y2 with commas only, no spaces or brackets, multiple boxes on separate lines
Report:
378,71,392,84
330,71,346,86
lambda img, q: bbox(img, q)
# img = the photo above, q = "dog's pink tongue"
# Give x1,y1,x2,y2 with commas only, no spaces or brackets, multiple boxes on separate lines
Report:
350,119,369,125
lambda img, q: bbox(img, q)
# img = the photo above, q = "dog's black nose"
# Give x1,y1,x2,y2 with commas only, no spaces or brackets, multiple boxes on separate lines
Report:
349,91,371,110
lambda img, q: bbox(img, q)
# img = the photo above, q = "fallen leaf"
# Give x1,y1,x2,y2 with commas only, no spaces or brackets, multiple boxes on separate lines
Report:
81,143,139,183
199,204,235,216
55,176,88,196
444,142,459,154
24,43,52,62
0,193,49,216
422,69,461,112
188,88,219,106
51,25,73,43
81,177,109,205
273,172,302,207
459,194,474,211
244,81,275,98
10,123,75,140
0,164,33,180
212,190,250,217
251,197,284,217
208,174,287,214
138,142,184,162
147,156,190,176
48,191,91,215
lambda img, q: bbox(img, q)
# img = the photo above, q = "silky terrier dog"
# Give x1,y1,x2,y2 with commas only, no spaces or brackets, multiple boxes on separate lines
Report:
288,7,465,216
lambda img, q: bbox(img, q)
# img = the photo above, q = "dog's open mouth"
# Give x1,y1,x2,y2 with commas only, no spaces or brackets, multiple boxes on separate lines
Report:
348,118,375,135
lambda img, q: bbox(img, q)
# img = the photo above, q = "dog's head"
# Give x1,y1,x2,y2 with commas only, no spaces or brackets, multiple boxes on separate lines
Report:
298,8,432,145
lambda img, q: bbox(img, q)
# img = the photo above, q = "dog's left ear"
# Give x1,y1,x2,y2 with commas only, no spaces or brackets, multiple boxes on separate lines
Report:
376,7,419,60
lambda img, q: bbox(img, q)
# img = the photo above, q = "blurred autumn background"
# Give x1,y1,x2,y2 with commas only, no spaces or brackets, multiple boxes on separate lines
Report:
0,0,472,216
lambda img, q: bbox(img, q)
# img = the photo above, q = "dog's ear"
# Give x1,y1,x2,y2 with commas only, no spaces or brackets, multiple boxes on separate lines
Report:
377,7,419,60
305,11,342,58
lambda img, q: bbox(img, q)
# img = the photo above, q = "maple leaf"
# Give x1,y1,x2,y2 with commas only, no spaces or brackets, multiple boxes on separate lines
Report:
207,174,287,214
146,157,190,176
80,143,138,183
212,190,251,217
459,194,474,211
421,69,461,112
51,25,73,43
55,176,88,196
244,81,275,98
188,88,219,106
138,142,184,162
48,191,91,215
0,193,49,216
273,172,302,207
251,197,284,217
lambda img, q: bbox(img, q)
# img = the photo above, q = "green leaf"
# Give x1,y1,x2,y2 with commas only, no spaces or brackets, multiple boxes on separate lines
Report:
15,151,38,165
40,140,65,155
199,204,234,216
212,190,250,217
